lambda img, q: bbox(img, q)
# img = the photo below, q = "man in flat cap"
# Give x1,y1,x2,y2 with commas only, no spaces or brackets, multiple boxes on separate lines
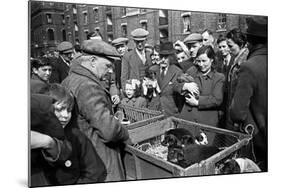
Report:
121,28,152,90
230,16,268,171
50,41,74,83
111,37,129,90
62,39,131,182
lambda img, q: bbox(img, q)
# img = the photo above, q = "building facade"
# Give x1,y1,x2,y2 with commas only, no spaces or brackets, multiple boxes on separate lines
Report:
30,1,248,57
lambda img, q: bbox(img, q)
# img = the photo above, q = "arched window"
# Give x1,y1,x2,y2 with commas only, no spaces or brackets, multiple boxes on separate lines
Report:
62,29,66,41
47,28,55,41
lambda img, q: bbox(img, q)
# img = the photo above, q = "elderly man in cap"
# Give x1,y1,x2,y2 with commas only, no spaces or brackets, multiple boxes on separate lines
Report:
50,41,74,83
230,16,268,171
111,37,129,89
151,41,183,116
121,28,152,90
61,39,131,182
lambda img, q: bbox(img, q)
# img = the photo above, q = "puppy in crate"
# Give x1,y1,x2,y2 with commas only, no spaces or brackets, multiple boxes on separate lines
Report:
142,66,162,111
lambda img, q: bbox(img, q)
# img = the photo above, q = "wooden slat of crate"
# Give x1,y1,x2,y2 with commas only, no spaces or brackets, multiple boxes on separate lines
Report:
128,115,172,143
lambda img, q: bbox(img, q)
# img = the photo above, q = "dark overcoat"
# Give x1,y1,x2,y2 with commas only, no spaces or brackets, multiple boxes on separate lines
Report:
121,49,152,89
175,67,225,127
154,64,183,116
62,63,129,182
230,45,267,170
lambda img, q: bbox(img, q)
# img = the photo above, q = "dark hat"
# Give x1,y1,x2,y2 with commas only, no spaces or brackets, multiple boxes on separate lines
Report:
131,28,149,41
81,39,120,60
111,37,129,46
246,16,268,37
183,33,203,44
159,42,176,55
57,41,73,54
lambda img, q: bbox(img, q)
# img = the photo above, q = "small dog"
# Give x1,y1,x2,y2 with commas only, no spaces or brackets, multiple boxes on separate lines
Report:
219,158,261,174
177,73,199,99
161,128,195,148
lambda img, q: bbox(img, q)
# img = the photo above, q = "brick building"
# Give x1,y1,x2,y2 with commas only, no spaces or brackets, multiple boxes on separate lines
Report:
30,1,249,57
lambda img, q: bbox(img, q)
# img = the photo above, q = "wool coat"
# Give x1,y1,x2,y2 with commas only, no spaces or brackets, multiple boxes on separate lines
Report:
154,64,183,116
121,49,152,89
62,63,130,182
175,66,225,127
230,44,267,170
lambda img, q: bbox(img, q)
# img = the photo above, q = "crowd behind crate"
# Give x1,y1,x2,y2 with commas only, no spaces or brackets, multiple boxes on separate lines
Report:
30,15,267,187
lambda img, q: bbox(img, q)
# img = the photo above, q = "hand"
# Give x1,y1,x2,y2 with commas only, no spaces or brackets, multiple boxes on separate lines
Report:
183,82,199,95
185,93,199,106
111,95,120,105
30,131,56,149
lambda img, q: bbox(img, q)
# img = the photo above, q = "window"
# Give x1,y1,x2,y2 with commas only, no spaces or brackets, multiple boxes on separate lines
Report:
84,30,89,40
140,20,148,30
62,29,66,41
217,13,227,31
181,12,191,34
61,15,65,24
159,28,168,43
93,8,99,23
68,32,72,42
107,15,113,32
66,15,70,25
159,10,168,25
106,6,111,12
46,13,52,24
108,34,113,42
47,29,55,41
83,11,88,25
121,24,127,37
121,7,126,16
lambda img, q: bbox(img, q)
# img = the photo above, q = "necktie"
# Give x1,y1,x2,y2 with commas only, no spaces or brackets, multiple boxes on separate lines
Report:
160,67,165,79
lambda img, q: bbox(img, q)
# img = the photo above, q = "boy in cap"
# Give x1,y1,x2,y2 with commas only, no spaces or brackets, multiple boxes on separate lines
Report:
50,41,74,83
62,39,131,182
121,28,152,90
230,16,268,171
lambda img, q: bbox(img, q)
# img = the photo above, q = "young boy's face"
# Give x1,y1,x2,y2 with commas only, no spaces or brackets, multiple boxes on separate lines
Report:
33,65,52,81
125,83,135,99
53,101,72,128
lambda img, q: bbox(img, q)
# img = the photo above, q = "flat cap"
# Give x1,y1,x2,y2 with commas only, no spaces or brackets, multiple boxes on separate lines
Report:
131,28,149,41
57,41,73,53
183,33,203,44
81,39,121,60
111,37,129,46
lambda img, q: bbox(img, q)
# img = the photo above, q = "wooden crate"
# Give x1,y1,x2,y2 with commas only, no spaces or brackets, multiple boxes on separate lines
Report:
117,104,163,123
123,116,252,180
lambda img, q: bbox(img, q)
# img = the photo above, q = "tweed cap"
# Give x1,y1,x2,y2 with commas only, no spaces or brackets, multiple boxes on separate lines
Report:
111,37,129,46
131,28,149,41
57,41,73,54
81,39,120,60
246,16,267,37
183,33,203,44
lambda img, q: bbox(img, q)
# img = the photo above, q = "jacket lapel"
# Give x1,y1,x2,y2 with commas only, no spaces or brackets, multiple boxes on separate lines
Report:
160,66,175,90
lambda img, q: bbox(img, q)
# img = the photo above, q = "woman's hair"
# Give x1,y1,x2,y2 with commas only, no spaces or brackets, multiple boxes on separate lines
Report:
196,45,216,70
48,83,74,111
226,28,247,48
216,35,227,45
124,79,142,97
196,45,216,60
31,57,52,69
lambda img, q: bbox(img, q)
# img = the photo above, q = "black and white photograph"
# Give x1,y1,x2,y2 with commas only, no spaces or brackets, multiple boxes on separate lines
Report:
2,0,279,188
27,0,269,187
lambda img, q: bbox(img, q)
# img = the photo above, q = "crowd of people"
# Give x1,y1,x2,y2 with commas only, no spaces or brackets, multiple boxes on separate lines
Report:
30,15,267,186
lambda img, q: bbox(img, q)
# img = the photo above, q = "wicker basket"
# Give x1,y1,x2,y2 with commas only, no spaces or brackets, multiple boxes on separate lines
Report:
117,104,162,123
123,116,252,180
